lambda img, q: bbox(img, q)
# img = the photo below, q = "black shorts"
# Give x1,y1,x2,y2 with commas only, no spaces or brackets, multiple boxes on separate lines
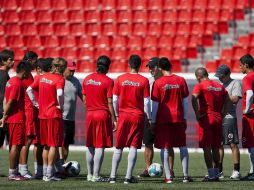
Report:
222,118,239,145
63,120,75,145
143,126,155,146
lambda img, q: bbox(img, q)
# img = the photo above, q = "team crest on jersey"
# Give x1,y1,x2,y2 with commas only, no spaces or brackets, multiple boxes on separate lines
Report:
163,84,180,90
86,79,101,86
40,78,53,84
122,80,140,87
207,86,222,91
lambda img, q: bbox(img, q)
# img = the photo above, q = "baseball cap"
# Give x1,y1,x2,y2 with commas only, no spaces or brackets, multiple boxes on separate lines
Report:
146,57,160,68
67,61,76,71
215,64,231,78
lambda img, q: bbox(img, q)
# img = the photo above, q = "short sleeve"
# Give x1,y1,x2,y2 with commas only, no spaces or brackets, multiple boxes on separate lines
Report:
56,77,65,90
243,75,253,92
231,80,242,98
192,83,201,96
9,83,21,101
151,81,160,102
143,78,150,98
112,77,120,96
107,79,114,98
30,75,40,90
181,78,189,98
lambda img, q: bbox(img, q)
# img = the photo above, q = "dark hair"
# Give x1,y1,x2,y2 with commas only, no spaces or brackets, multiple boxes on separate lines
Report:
195,67,208,78
16,61,32,73
240,54,254,68
22,51,38,61
96,55,111,73
0,49,14,62
36,58,52,72
129,54,141,70
158,57,172,71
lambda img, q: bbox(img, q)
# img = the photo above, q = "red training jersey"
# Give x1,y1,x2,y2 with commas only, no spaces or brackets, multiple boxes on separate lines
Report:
82,73,114,111
151,74,189,123
30,73,65,119
22,73,34,110
113,73,150,116
192,80,228,117
242,71,254,111
4,76,25,123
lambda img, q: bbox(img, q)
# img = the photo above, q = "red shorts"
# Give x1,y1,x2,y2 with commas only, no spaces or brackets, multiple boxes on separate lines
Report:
154,122,186,148
40,118,64,147
86,110,113,148
8,123,25,146
32,117,40,145
25,109,38,138
115,113,144,149
242,114,254,148
196,115,222,148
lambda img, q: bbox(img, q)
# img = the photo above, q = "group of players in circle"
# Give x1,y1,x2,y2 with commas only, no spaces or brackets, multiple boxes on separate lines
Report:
0,49,254,184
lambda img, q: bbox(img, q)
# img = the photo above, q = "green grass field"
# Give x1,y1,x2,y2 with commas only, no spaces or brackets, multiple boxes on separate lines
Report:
0,150,253,190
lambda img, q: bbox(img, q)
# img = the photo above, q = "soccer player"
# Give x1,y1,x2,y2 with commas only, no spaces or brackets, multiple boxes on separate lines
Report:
27,58,67,181
151,57,191,183
1,61,31,181
61,61,83,162
192,67,228,181
109,55,151,184
83,56,116,182
239,54,254,180
214,64,242,180
19,51,38,179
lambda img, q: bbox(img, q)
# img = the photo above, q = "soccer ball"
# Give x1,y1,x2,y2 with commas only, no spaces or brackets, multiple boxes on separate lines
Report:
148,163,163,177
63,161,81,177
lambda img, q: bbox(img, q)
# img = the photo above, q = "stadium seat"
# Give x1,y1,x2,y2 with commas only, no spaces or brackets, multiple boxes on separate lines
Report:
235,0,248,9
67,0,84,10
43,48,60,57
221,49,233,60
78,36,94,48
84,0,99,11
25,36,41,48
231,60,240,72
220,9,234,22
95,48,112,58
2,0,17,10
193,0,208,10
127,36,143,49
158,36,173,48
5,24,21,35
158,48,173,58
147,23,161,36
0,36,7,48
51,0,67,10
171,60,182,72
205,61,218,72
78,48,94,60
173,48,186,59
188,35,202,47
61,48,77,60
86,11,100,23
148,0,163,10
68,11,85,23
202,34,213,46
60,36,77,47
43,36,59,48
0,12,2,23
3,11,19,23
191,23,205,35
237,35,250,47
177,23,191,35
36,11,52,23
102,23,117,36
87,24,101,36
133,11,148,23
162,23,177,36
132,0,147,10
206,10,220,22
95,36,111,49
143,48,158,60
19,11,36,23
52,11,68,23
178,0,194,10
70,23,85,36
249,48,254,56
7,36,24,48
218,21,228,34
101,0,116,10
234,9,244,20
117,10,132,23
12,48,25,60
101,11,116,23
207,0,222,10
19,0,35,10
109,60,127,72
222,0,236,10
133,23,147,36
54,24,70,36
21,24,37,36
116,0,131,10
173,35,189,48
163,0,179,10
163,11,177,23
148,11,162,23
233,47,249,60
205,22,218,35
192,10,206,22
112,36,127,49
0,26,4,35
35,0,51,10
143,36,157,48
112,49,126,60
78,60,96,72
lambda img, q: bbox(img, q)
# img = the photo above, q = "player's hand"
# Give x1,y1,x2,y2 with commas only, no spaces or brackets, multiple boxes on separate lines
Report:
113,121,117,132
0,118,4,128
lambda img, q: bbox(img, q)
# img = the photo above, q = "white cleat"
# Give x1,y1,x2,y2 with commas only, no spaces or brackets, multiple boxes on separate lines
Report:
230,170,241,180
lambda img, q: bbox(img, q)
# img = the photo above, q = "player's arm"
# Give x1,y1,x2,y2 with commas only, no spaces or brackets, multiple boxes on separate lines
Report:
26,86,39,108
57,88,64,111
230,81,242,104
244,89,254,114
0,98,6,127
222,94,230,118
191,94,201,121
112,94,119,118
108,97,117,131
1,98,16,126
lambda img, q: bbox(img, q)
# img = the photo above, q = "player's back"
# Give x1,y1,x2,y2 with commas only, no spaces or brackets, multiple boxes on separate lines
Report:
242,71,254,111
83,72,113,111
22,73,34,110
113,73,149,116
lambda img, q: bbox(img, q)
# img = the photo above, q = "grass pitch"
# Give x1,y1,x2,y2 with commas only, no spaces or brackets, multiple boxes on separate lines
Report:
0,150,253,190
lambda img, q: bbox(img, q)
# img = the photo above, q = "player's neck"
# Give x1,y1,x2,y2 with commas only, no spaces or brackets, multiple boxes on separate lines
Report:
162,70,171,76
130,69,138,74
246,69,254,74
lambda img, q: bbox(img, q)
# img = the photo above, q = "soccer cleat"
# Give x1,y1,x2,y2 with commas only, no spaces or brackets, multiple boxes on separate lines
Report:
124,176,138,184
43,175,61,182
183,176,193,183
108,177,116,184
34,173,43,180
87,174,93,182
164,178,173,184
22,171,34,179
91,176,109,182
241,173,254,181
170,170,175,178
230,170,241,180
217,172,224,179
202,175,219,182
138,169,150,177
8,174,28,181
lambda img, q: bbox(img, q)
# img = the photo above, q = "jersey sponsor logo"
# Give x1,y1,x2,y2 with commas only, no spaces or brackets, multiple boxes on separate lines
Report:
86,79,101,86
163,84,180,90
122,80,140,87
40,77,53,84
207,86,222,91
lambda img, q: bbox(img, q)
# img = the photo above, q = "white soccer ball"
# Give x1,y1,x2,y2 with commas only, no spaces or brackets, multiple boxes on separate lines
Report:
148,163,163,177
63,161,81,177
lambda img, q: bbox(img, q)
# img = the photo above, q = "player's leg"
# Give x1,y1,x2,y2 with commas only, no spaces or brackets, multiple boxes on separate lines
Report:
42,145,49,179
33,144,43,179
180,147,189,178
45,146,58,179
218,146,224,178
203,148,215,179
230,143,241,179
93,148,105,180
9,145,22,178
110,148,123,182
161,148,172,183
248,147,254,174
125,146,138,180
86,147,95,181
19,137,33,178
168,148,175,178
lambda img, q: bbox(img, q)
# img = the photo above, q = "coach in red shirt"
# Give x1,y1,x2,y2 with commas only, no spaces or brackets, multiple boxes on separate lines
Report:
192,67,228,181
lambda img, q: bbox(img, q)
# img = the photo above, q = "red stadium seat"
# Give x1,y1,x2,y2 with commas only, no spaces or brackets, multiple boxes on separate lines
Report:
116,0,131,10
220,9,234,22
158,36,173,48
173,48,186,60
0,26,4,35
60,36,76,47
19,0,35,10
235,0,248,9
78,36,94,48
171,60,182,73
188,35,202,47
7,36,24,48
12,48,25,60
158,48,173,58
36,11,52,23
70,23,85,36
192,10,206,22
109,60,127,72
0,12,2,23
231,60,241,72
202,34,213,46
19,11,36,23
54,24,70,36
132,23,147,36
132,0,147,10
222,0,236,10
112,49,126,60
69,11,85,23
78,48,94,60
43,36,59,48
163,11,177,23
233,47,249,60
51,0,67,10
193,0,208,10
174,35,189,48
236,35,250,47
86,24,101,36
162,23,177,36
207,0,222,10
143,36,158,48
249,48,254,56
95,36,111,49
77,60,96,72
43,48,60,58
128,48,142,57
143,48,158,60
205,61,218,72
52,11,68,23
102,23,117,36
101,0,116,10
84,0,99,11
25,36,41,48
35,0,51,10
3,11,19,23
0,36,7,48
221,49,233,60
133,11,147,23
21,24,37,36
191,23,205,35
148,11,162,23
112,36,127,49
2,0,17,10
148,0,163,10
61,48,77,60
67,0,84,10
177,23,191,35
205,22,218,34
178,10,193,23
95,48,112,58
101,11,116,23
128,36,143,49
218,21,229,34
206,10,220,22
5,24,21,35
117,10,132,23
86,11,100,23
163,0,179,10
147,23,161,36
178,0,194,10
118,23,132,36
